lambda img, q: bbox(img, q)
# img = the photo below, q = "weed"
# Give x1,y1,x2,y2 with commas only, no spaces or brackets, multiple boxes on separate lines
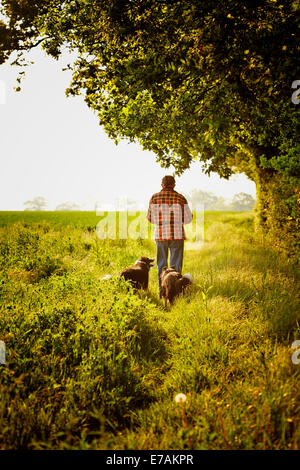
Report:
0,211,299,449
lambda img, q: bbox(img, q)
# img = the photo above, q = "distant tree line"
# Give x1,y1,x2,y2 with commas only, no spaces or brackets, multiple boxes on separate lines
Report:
188,190,255,211
23,198,82,211
23,197,48,211
23,192,255,212
2,1,299,255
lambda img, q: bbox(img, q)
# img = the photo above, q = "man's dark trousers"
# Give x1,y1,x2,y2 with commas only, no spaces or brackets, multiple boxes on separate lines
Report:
156,239,184,292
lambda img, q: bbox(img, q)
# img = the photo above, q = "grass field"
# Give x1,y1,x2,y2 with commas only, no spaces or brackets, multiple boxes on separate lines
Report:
0,210,299,450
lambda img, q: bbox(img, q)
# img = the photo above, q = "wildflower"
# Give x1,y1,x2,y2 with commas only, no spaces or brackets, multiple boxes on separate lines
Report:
175,393,187,404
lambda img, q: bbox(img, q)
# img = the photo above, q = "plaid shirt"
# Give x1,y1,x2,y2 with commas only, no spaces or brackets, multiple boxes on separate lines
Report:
147,188,193,241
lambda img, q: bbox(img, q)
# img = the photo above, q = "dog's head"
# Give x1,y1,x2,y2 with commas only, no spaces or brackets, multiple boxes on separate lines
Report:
135,257,155,269
160,265,178,282
163,266,177,273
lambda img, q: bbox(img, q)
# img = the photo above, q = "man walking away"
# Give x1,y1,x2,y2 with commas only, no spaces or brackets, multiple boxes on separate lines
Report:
147,175,193,296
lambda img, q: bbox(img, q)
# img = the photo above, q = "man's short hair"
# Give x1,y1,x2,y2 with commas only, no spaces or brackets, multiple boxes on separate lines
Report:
162,175,175,188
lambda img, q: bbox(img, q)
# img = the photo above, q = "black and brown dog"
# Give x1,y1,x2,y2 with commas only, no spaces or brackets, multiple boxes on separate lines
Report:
160,266,192,306
120,257,155,291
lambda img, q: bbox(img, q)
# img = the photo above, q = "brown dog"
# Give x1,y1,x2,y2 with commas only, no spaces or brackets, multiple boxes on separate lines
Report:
160,266,192,306
120,257,155,291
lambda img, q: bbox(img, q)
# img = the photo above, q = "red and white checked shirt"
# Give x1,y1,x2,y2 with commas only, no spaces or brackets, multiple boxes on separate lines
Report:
147,188,193,241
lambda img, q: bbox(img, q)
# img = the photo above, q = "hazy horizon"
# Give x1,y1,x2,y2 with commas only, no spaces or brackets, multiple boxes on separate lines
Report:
0,48,256,211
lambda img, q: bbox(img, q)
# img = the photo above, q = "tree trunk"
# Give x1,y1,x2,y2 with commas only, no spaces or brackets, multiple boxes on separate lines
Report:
253,163,299,258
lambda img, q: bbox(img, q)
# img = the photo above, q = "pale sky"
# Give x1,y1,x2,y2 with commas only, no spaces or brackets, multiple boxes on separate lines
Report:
0,48,256,211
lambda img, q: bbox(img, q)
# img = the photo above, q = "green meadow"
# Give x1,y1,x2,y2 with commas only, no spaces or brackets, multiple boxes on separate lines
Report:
0,211,299,449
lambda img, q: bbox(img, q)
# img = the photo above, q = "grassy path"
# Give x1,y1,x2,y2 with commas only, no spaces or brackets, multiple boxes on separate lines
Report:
0,212,299,449
113,214,300,449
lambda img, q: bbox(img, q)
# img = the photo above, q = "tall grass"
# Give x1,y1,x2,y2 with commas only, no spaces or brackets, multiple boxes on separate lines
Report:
0,211,299,449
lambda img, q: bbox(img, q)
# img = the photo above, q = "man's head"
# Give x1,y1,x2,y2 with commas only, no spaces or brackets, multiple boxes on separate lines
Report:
162,175,175,190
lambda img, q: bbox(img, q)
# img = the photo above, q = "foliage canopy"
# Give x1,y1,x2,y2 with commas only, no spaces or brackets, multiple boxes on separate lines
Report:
0,0,299,250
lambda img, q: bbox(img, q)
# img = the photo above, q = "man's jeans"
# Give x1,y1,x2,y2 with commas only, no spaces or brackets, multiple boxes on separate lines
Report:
156,239,184,292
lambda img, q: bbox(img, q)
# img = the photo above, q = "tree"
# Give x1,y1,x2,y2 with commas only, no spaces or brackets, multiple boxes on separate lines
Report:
23,196,47,211
0,1,51,69
230,193,256,211
213,197,230,211
55,201,82,211
188,189,218,210
1,1,299,253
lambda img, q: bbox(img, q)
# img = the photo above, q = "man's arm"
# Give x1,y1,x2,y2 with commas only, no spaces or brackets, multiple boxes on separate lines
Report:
147,197,153,223
147,196,159,224
183,198,193,224
147,196,160,224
